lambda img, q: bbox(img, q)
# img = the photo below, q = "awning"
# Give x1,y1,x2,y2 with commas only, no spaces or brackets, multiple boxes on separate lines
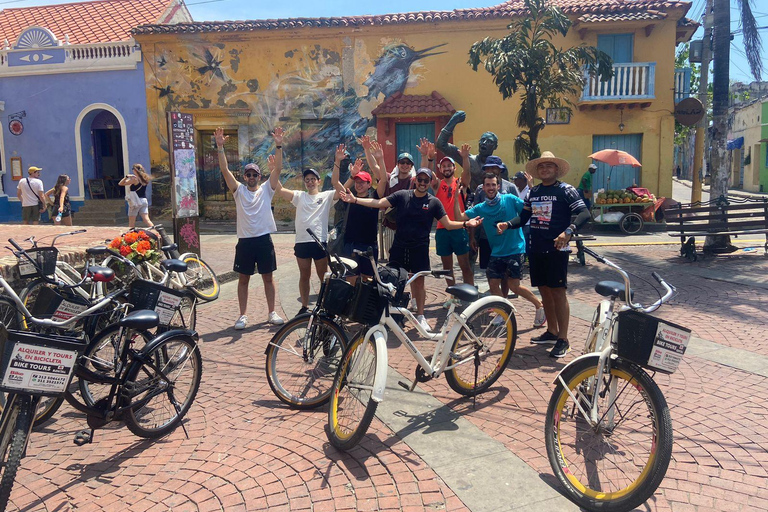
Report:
727,137,744,150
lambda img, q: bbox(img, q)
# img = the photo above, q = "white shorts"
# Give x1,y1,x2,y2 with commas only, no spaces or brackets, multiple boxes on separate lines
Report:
128,198,149,216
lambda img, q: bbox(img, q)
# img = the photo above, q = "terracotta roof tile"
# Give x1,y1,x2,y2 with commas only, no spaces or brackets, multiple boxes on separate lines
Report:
578,10,667,23
0,0,180,45
133,0,693,35
371,91,456,116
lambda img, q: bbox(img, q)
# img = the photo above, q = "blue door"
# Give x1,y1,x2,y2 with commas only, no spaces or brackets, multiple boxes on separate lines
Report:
597,34,634,63
591,134,643,190
396,122,434,164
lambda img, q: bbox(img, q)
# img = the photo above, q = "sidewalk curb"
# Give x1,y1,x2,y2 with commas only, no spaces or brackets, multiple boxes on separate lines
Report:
673,177,766,200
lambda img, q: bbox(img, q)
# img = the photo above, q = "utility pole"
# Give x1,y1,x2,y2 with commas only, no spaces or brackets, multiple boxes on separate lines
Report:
691,0,712,203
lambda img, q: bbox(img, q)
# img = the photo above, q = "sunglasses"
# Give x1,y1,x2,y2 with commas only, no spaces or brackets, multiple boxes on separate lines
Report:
244,172,260,178
398,160,413,165
416,177,431,184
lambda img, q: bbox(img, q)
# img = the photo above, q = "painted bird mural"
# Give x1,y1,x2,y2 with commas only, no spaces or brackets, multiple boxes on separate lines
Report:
364,43,447,100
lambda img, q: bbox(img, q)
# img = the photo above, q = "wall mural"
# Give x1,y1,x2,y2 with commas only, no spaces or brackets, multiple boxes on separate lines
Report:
145,38,445,208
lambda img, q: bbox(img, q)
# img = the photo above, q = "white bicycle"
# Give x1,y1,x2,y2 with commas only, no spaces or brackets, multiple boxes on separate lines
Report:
326,249,517,450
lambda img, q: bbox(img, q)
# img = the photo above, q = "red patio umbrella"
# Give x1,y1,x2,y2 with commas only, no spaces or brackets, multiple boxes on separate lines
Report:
588,149,642,189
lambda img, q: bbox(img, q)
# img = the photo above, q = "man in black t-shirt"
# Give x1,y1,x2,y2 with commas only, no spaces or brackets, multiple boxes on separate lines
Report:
341,167,482,333
497,151,591,358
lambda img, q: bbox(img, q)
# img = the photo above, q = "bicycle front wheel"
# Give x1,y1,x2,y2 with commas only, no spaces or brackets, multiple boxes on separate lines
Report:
181,255,220,301
265,315,348,409
445,300,517,396
0,394,35,511
326,333,378,451
545,356,673,512
123,335,202,439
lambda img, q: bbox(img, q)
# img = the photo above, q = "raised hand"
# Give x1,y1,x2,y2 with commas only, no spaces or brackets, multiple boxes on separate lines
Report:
267,154,277,174
460,143,471,160
272,127,284,147
371,141,384,160
335,144,347,163
358,135,372,150
417,138,430,156
214,127,228,148
525,171,533,187
351,158,364,176
427,142,437,160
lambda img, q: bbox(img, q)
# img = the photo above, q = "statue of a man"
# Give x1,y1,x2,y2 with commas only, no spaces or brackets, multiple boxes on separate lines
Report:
436,111,503,191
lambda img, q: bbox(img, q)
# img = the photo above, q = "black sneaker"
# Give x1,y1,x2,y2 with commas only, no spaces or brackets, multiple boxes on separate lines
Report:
550,339,570,358
297,306,309,316
531,331,558,345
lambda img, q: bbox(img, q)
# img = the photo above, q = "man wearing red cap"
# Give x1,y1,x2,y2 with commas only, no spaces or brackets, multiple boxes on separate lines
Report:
215,126,285,329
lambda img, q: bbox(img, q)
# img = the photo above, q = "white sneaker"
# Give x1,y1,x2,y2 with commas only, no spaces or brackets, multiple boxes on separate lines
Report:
410,298,418,311
268,311,285,325
416,315,432,333
234,315,247,330
533,308,547,328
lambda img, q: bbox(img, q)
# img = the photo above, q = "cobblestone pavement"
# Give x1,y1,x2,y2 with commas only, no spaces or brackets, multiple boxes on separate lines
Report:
6,236,768,511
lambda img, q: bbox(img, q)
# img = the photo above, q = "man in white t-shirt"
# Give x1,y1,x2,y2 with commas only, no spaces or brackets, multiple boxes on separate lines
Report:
215,126,285,329
17,166,46,225
275,144,346,315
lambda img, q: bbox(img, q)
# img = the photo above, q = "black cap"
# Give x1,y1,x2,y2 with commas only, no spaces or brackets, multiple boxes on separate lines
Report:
303,168,320,179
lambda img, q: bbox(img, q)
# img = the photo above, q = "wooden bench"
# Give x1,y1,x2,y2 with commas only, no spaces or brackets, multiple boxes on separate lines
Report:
665,195,768,261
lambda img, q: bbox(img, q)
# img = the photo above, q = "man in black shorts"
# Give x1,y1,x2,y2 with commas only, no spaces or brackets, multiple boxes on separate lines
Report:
216,126,285,329
340,167,482,332
497,151,591,357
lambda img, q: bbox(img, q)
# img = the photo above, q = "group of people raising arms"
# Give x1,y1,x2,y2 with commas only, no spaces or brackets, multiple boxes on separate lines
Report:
215,126,590,358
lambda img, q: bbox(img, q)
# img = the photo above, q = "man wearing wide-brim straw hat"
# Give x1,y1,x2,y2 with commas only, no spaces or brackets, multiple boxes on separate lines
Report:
497,151,592,358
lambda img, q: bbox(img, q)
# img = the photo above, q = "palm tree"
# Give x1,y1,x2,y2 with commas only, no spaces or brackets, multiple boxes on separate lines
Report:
467,0,613,162
707,0,762,250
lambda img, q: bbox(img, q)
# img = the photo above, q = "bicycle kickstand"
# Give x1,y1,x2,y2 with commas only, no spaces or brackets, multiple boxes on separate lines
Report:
397,378,419,392
472,349,480,409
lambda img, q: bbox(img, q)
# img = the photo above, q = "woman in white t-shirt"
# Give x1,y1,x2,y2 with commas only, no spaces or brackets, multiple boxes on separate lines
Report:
275,144,348,314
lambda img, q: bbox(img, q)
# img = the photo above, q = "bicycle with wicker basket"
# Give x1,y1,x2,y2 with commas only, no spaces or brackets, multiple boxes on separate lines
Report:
545,245,690,512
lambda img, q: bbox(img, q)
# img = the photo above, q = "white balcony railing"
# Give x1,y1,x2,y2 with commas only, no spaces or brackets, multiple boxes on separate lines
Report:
581,62,656,101
0,40,141,77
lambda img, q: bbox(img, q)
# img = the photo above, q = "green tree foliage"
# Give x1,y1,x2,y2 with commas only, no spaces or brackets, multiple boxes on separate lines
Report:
467,0,613,162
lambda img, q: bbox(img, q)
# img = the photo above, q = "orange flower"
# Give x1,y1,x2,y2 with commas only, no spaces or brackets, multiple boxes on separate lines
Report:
136,240,151,255
119,245,133,256
109,237,122,249
138,231,150,241
124,232,139,244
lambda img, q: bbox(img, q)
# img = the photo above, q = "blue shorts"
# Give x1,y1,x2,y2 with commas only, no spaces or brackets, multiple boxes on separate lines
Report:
435,229,470,257
486,254,524,281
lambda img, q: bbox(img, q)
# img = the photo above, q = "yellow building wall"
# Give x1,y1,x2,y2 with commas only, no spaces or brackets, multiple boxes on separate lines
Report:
136,12,683,209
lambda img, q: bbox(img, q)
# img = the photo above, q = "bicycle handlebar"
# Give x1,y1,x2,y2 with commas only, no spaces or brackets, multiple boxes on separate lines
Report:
306,228,348,277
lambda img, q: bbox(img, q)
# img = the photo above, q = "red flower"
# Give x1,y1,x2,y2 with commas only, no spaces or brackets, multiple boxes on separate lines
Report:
119,245,133,256
136,240,151,255
138,231,150,241
124,232,139,244
109,238,122,249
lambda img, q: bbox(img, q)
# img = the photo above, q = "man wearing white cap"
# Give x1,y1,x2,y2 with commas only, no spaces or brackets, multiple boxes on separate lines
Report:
216,126,285,329
341,167,482,333
17,166,46,225
577,163,598,210
497,151,591,358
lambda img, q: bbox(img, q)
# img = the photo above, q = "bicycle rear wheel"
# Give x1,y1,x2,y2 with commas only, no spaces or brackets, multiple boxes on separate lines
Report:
0,394,35,511
326,333,378,451
181,255,220,301
166,295,197,331
545,356,673,512
445,300,517,396
123,335,202,439
265,315,348,409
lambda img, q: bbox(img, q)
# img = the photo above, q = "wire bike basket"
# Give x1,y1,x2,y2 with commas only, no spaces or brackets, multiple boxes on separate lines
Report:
0,329,86,397
17,247,58,279
615,310,692,374
128,279,190,326
322,278,355,318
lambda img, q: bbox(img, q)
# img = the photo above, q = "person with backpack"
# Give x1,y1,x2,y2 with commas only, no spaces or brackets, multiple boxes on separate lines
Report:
16,166,46,225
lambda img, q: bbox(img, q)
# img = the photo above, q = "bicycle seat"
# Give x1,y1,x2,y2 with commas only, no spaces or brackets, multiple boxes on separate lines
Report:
86,246,112,256
595,281,634,301
446,283,479,303
119,310,160,330
86,265,115,283
161,259,187,273
161,243,178,252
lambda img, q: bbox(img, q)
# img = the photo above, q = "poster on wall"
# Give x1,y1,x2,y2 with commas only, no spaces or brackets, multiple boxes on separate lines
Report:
167,111,200,255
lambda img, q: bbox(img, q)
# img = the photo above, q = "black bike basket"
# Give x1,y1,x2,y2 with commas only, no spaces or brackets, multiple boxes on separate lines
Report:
17,247,58,278
29,285,89,321
322,278,354,317
615,310,691,374
129,279,189,326
348,279,386,325
0,329,86,396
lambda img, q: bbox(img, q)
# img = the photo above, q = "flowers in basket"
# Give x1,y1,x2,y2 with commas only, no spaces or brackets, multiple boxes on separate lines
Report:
108,231,161,264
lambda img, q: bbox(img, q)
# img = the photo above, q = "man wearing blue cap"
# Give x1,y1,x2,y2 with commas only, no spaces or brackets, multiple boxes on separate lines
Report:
340,167,482,333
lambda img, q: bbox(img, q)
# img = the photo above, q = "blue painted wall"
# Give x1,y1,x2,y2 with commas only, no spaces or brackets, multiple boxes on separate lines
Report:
0,64,151,222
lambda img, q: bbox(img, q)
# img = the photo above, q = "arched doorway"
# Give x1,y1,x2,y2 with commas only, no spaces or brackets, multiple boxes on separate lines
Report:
75,104,129,199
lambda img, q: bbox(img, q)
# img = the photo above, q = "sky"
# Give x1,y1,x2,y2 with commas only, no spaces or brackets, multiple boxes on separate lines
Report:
4,0,766,84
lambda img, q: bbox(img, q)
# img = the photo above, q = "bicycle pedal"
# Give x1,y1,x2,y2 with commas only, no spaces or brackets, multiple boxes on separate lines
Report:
73,429,94,446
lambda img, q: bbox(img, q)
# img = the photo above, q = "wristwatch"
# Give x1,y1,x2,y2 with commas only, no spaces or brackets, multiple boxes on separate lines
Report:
564,225,576,236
